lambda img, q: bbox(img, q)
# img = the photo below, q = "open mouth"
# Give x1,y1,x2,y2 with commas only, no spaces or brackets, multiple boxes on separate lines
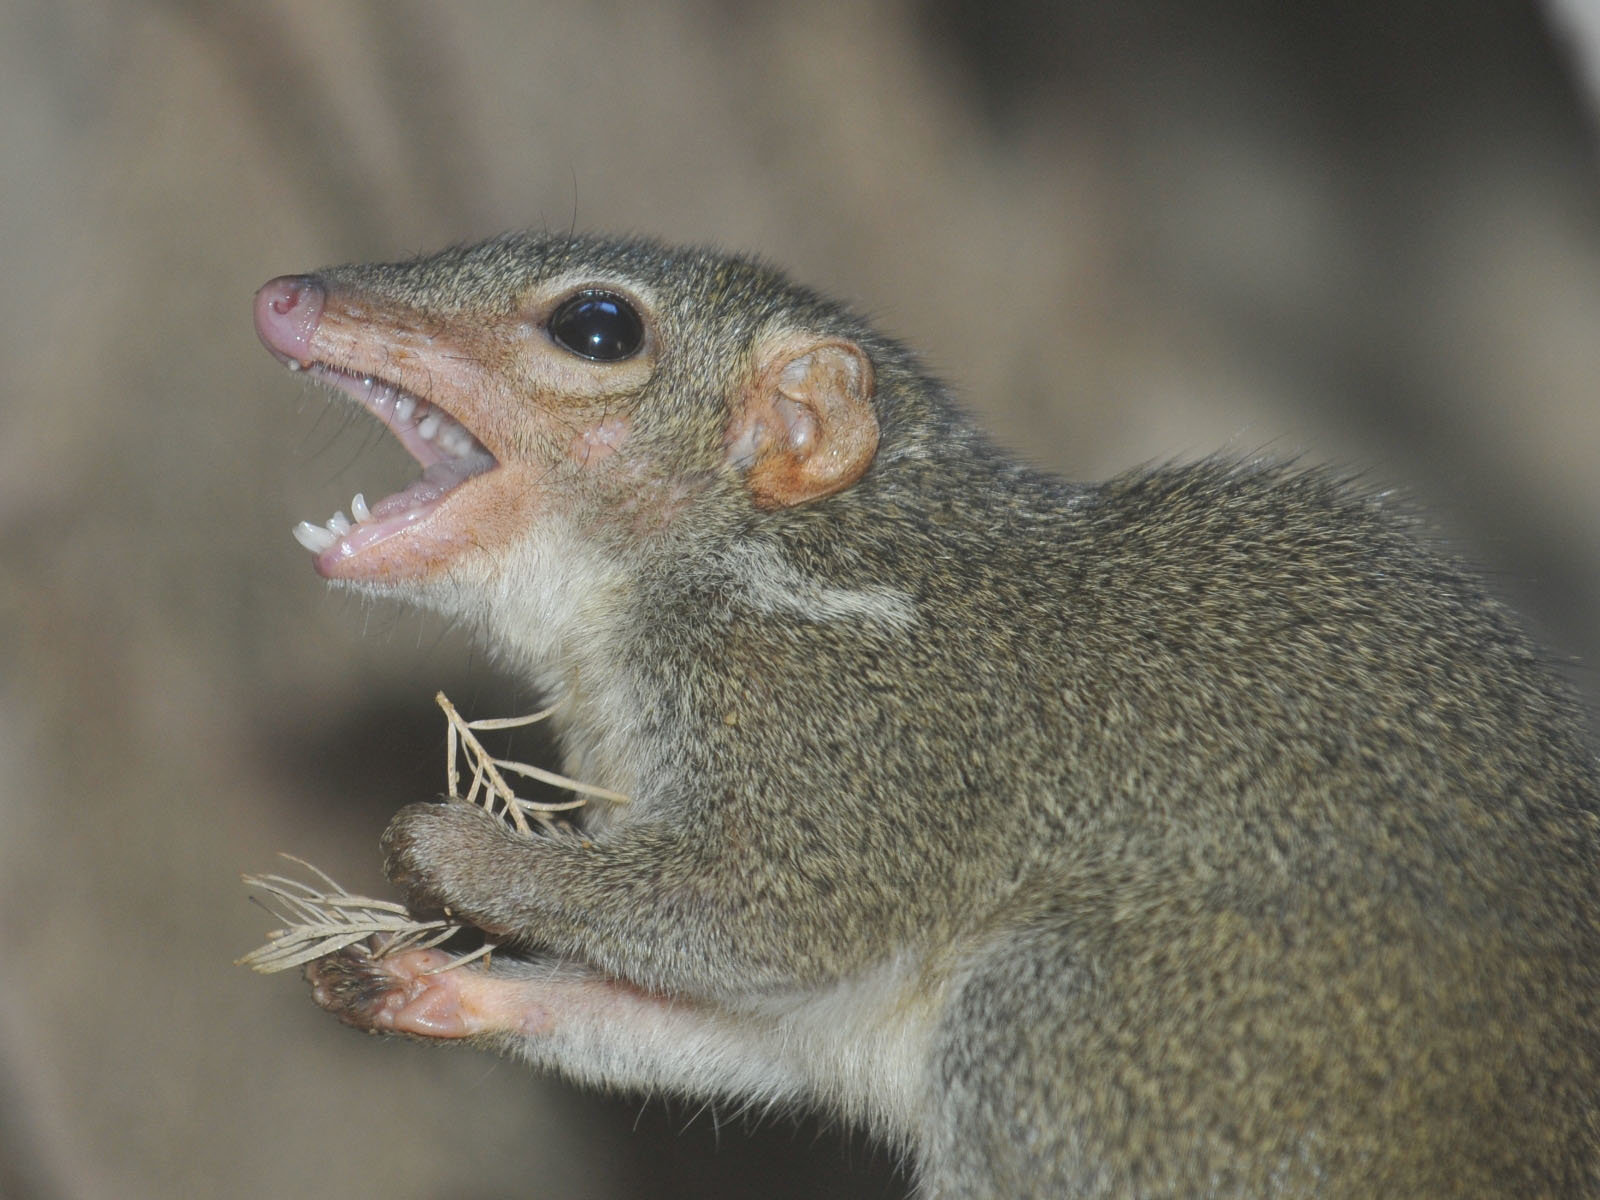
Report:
289,364,499,564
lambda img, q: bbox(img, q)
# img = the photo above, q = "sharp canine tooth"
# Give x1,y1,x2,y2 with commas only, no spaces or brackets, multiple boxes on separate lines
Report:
394,395,415,423
328,511,352,535
293,521,338,553
351,492,371,523
418,413,441,440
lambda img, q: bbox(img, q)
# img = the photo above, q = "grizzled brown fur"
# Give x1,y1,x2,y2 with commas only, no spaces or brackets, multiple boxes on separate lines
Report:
263,233,1600,1197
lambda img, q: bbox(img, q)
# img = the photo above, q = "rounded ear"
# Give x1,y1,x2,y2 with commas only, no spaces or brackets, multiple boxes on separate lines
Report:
727,337,879,509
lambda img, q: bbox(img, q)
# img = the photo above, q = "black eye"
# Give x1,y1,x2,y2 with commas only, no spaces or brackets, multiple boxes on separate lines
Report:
547,290,644,361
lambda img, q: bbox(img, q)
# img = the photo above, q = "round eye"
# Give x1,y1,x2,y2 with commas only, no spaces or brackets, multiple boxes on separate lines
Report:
547,290,645,362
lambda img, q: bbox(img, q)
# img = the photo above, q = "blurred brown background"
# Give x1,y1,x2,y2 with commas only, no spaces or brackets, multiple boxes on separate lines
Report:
2,2,1598,1197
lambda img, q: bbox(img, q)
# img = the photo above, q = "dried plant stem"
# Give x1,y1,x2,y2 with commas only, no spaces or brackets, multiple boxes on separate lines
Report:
241,691,627,974
238,856,461,974
435,690,628,834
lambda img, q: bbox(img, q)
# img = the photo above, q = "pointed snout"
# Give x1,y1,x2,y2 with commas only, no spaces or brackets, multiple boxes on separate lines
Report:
253,274,325,368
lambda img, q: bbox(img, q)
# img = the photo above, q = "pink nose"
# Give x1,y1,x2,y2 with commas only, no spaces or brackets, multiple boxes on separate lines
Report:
253,274,325,367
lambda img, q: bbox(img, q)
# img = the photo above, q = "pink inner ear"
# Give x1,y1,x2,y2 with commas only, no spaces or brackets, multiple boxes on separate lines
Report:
774,394,818,453
778,354,813,390
731,336,878,509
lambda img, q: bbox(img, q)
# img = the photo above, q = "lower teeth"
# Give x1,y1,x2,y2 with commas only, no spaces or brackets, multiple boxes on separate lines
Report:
292,490,379,553
292,521,338,553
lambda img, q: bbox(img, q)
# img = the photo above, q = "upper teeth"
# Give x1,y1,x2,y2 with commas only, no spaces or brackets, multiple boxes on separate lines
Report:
388,395,479,452
439,424,475,455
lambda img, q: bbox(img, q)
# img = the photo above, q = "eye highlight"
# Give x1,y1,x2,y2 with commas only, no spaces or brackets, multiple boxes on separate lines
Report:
547,290,645,362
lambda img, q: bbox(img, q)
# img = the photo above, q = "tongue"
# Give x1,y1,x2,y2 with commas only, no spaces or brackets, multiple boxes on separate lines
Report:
371,460,489,521
323,450,498,566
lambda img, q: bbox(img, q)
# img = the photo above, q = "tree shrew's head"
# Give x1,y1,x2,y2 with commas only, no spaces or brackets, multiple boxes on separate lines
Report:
254,233,881,593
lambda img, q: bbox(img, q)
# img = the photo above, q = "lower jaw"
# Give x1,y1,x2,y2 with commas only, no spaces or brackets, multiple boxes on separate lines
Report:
311,464,550,587
312,497,481,585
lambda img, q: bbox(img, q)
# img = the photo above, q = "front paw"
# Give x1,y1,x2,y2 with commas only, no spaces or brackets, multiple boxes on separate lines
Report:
381,801,517,931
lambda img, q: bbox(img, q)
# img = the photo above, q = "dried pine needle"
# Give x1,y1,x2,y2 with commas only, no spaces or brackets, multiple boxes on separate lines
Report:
240,691,627,974
434,690,630,834
238,855,460,973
